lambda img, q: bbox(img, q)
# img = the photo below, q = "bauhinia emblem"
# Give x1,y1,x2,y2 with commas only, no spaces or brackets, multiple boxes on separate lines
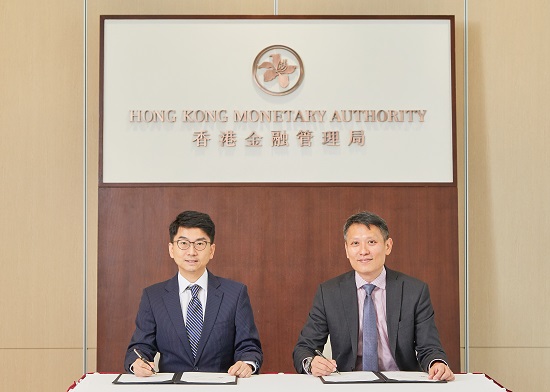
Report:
253,45,304,96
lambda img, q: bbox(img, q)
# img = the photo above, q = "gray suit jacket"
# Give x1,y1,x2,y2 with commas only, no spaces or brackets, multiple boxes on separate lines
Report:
125,271,262,373
293,268,448,373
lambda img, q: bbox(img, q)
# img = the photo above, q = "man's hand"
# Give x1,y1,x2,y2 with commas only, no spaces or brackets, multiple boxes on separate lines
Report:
228,361,254,378
131,358,155,377
310,355,338,377
428,362,455,381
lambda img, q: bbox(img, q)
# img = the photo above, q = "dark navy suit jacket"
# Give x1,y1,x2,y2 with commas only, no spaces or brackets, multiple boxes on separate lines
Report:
125,271,263,373
293,268,448,373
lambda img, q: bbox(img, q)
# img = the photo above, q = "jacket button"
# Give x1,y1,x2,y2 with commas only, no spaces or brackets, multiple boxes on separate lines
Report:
194,367,199,371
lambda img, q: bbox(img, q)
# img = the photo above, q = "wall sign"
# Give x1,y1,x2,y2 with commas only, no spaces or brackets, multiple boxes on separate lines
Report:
101,16,455,183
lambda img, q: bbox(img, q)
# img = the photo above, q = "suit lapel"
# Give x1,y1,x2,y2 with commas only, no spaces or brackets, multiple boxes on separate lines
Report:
194,271,223,363
385,267,402,357
162,274,195,361
340,271,359,360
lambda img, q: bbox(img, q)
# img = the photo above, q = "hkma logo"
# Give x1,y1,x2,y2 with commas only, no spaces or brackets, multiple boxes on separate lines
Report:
253,45,304,96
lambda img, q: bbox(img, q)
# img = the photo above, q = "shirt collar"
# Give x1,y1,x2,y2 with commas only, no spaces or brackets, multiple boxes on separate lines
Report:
178,269,209,294
355,267,387,290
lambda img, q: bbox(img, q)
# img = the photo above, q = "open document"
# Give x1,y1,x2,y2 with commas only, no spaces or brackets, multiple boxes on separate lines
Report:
382,371,445,383
321,371,385,383
113,372,237,385
321,371,446,384
113,373,176,384
177,372,237,384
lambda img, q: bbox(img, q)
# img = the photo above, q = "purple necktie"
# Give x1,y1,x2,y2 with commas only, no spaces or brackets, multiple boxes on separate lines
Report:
362,283,378,371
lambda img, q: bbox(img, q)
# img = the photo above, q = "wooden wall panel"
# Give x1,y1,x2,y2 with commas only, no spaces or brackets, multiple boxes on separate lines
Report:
98,185,459,373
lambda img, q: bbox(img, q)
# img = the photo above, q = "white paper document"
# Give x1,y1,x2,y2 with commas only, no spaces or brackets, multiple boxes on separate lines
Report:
321,371,381,383
115,373,175,383
382,371,441,382
178,372,237,384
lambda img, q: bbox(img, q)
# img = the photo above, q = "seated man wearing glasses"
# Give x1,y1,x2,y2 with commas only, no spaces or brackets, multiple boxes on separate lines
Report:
125,210,263,377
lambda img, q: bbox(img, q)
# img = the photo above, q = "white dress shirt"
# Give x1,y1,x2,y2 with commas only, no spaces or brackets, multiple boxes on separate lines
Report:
178,270,208,322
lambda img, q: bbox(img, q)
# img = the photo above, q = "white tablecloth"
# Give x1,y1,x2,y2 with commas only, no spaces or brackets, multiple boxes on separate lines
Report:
68,373,509,392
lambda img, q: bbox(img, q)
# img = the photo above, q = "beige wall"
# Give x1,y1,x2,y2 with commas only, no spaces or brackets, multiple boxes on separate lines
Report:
468,1,550,391
0,1,547,391
0,0,85,391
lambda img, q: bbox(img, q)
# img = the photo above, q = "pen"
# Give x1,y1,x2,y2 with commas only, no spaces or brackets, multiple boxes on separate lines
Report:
315,349,341,374
133,348,156,374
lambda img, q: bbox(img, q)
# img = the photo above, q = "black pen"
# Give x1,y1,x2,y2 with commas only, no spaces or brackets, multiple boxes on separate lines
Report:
315,349,341,374
133,348,156,374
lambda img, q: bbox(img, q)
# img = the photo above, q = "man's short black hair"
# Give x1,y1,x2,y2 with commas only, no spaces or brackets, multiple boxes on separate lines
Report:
343,211,390,241
169,210,215,243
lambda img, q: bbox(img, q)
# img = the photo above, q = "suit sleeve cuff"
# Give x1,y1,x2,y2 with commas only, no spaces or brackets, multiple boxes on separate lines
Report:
428,359,448,372
302,357,313,374
244,361,258,374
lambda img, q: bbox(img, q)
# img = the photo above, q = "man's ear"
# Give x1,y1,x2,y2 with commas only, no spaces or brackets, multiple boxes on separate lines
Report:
168,242,174,258
385,238,393,255
209,243,216,259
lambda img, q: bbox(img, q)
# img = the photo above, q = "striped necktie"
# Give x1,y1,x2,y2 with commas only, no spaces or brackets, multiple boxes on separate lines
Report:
186,284,203,359
362,283,378,371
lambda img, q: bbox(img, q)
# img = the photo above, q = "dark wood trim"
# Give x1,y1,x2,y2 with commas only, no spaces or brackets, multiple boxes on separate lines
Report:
98,16,105,185
99,15,455,21
98,182,457,188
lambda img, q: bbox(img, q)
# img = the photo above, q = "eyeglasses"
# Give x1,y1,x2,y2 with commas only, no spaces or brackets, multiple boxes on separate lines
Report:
174,239,210,251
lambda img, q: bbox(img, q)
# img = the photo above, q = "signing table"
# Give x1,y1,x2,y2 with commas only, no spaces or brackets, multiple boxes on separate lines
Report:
68,373,510,392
